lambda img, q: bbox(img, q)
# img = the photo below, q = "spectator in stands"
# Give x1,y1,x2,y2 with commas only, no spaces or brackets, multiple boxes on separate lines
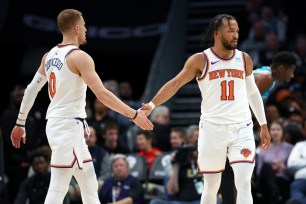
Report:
125,124,140,152
104,79,119,97
260,6,287,44
245,0,262,24
258,33,282,67
265,104,283,124
239,19,267,67
101,122,131,156
126,105,172,153
185,125,199,145
136,130,161,172
288,84,306,116
149,145,204,204
119,81,141,109
150,105,172,152
287,139,306,204
283,108,306,145
169,127,186,151
163,127,187,201
255,121,293,204
84,126,111,185
14,152,69,204
291,34,306,78
87,97,117,145
99,154,145,204
111,81,141,146
274,88,295,118
0,84,30,202
287,108,304,126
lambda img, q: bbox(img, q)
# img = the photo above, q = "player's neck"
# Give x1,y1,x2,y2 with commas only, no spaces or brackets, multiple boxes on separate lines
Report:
211,46,234,59
61,36,78,47
60,41,76,46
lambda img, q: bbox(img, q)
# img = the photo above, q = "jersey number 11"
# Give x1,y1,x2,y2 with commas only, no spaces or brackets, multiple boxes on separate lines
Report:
220,80,234,101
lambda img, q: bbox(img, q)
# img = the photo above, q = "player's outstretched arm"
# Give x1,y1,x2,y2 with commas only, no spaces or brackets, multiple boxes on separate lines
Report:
72,51,153,130
244,52,271,151
11,54,48,148
142,53,205,115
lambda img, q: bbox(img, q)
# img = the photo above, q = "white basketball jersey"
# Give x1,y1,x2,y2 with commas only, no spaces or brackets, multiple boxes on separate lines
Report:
45,44,87,119
197,48,251,124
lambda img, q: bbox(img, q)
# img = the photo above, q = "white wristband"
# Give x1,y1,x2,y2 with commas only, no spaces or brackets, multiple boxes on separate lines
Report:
148,101,156,110
16,118,26,126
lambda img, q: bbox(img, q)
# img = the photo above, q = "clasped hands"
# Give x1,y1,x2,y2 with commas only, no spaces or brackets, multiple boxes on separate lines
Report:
131,102,155,131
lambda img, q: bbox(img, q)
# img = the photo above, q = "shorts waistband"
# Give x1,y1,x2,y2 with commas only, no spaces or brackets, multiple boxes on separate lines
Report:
75,117,85,122
75,118,90,137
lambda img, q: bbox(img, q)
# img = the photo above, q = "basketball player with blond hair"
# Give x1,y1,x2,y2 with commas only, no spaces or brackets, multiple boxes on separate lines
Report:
142,14,271,204
10,9,153,204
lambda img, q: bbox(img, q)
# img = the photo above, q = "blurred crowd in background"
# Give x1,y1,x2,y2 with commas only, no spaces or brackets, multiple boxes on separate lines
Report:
1,0,306,203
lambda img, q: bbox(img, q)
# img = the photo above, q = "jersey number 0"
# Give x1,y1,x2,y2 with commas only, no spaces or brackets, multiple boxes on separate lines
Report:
49,72,56,98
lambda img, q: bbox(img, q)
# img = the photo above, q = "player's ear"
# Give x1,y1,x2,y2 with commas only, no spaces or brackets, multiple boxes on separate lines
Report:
278,65,285,72
74,25,80,33
213,30,218,38
214,30,222,40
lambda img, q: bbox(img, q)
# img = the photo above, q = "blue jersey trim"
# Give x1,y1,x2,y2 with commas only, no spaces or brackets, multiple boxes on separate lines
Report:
253,66,275,102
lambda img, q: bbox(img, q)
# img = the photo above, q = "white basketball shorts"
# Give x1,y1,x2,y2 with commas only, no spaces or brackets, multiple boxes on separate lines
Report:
197,119,256,173
46,117,92,169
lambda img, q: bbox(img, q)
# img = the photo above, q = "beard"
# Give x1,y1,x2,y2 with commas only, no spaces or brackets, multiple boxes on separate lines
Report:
221,36,237,50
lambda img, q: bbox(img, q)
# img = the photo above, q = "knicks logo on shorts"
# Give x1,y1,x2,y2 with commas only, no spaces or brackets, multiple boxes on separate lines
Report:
240,148,252,158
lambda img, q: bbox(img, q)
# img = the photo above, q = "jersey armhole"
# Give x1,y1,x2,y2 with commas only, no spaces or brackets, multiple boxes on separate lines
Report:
242,52,247,73
197,52,209,81
65,48,81,75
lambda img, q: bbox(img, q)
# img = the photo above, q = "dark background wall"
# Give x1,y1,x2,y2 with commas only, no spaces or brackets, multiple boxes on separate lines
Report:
0,0,172,114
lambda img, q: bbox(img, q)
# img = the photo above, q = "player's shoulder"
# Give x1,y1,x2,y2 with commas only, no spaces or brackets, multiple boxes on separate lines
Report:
186,52,207,68
238,50,251,59
67,49,92,61
253,66,272,73
66,49,94,71
68,48,89,56
188,52,207,62
254,68,273,83
257,72,273,80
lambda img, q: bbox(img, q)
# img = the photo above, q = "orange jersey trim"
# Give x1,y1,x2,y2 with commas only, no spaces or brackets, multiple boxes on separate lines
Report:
83,159,92,163
197,52,210,81
50,157,77,168
196,159,225,173
242,52,247,73
49,148,92,169
198,168,225,174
